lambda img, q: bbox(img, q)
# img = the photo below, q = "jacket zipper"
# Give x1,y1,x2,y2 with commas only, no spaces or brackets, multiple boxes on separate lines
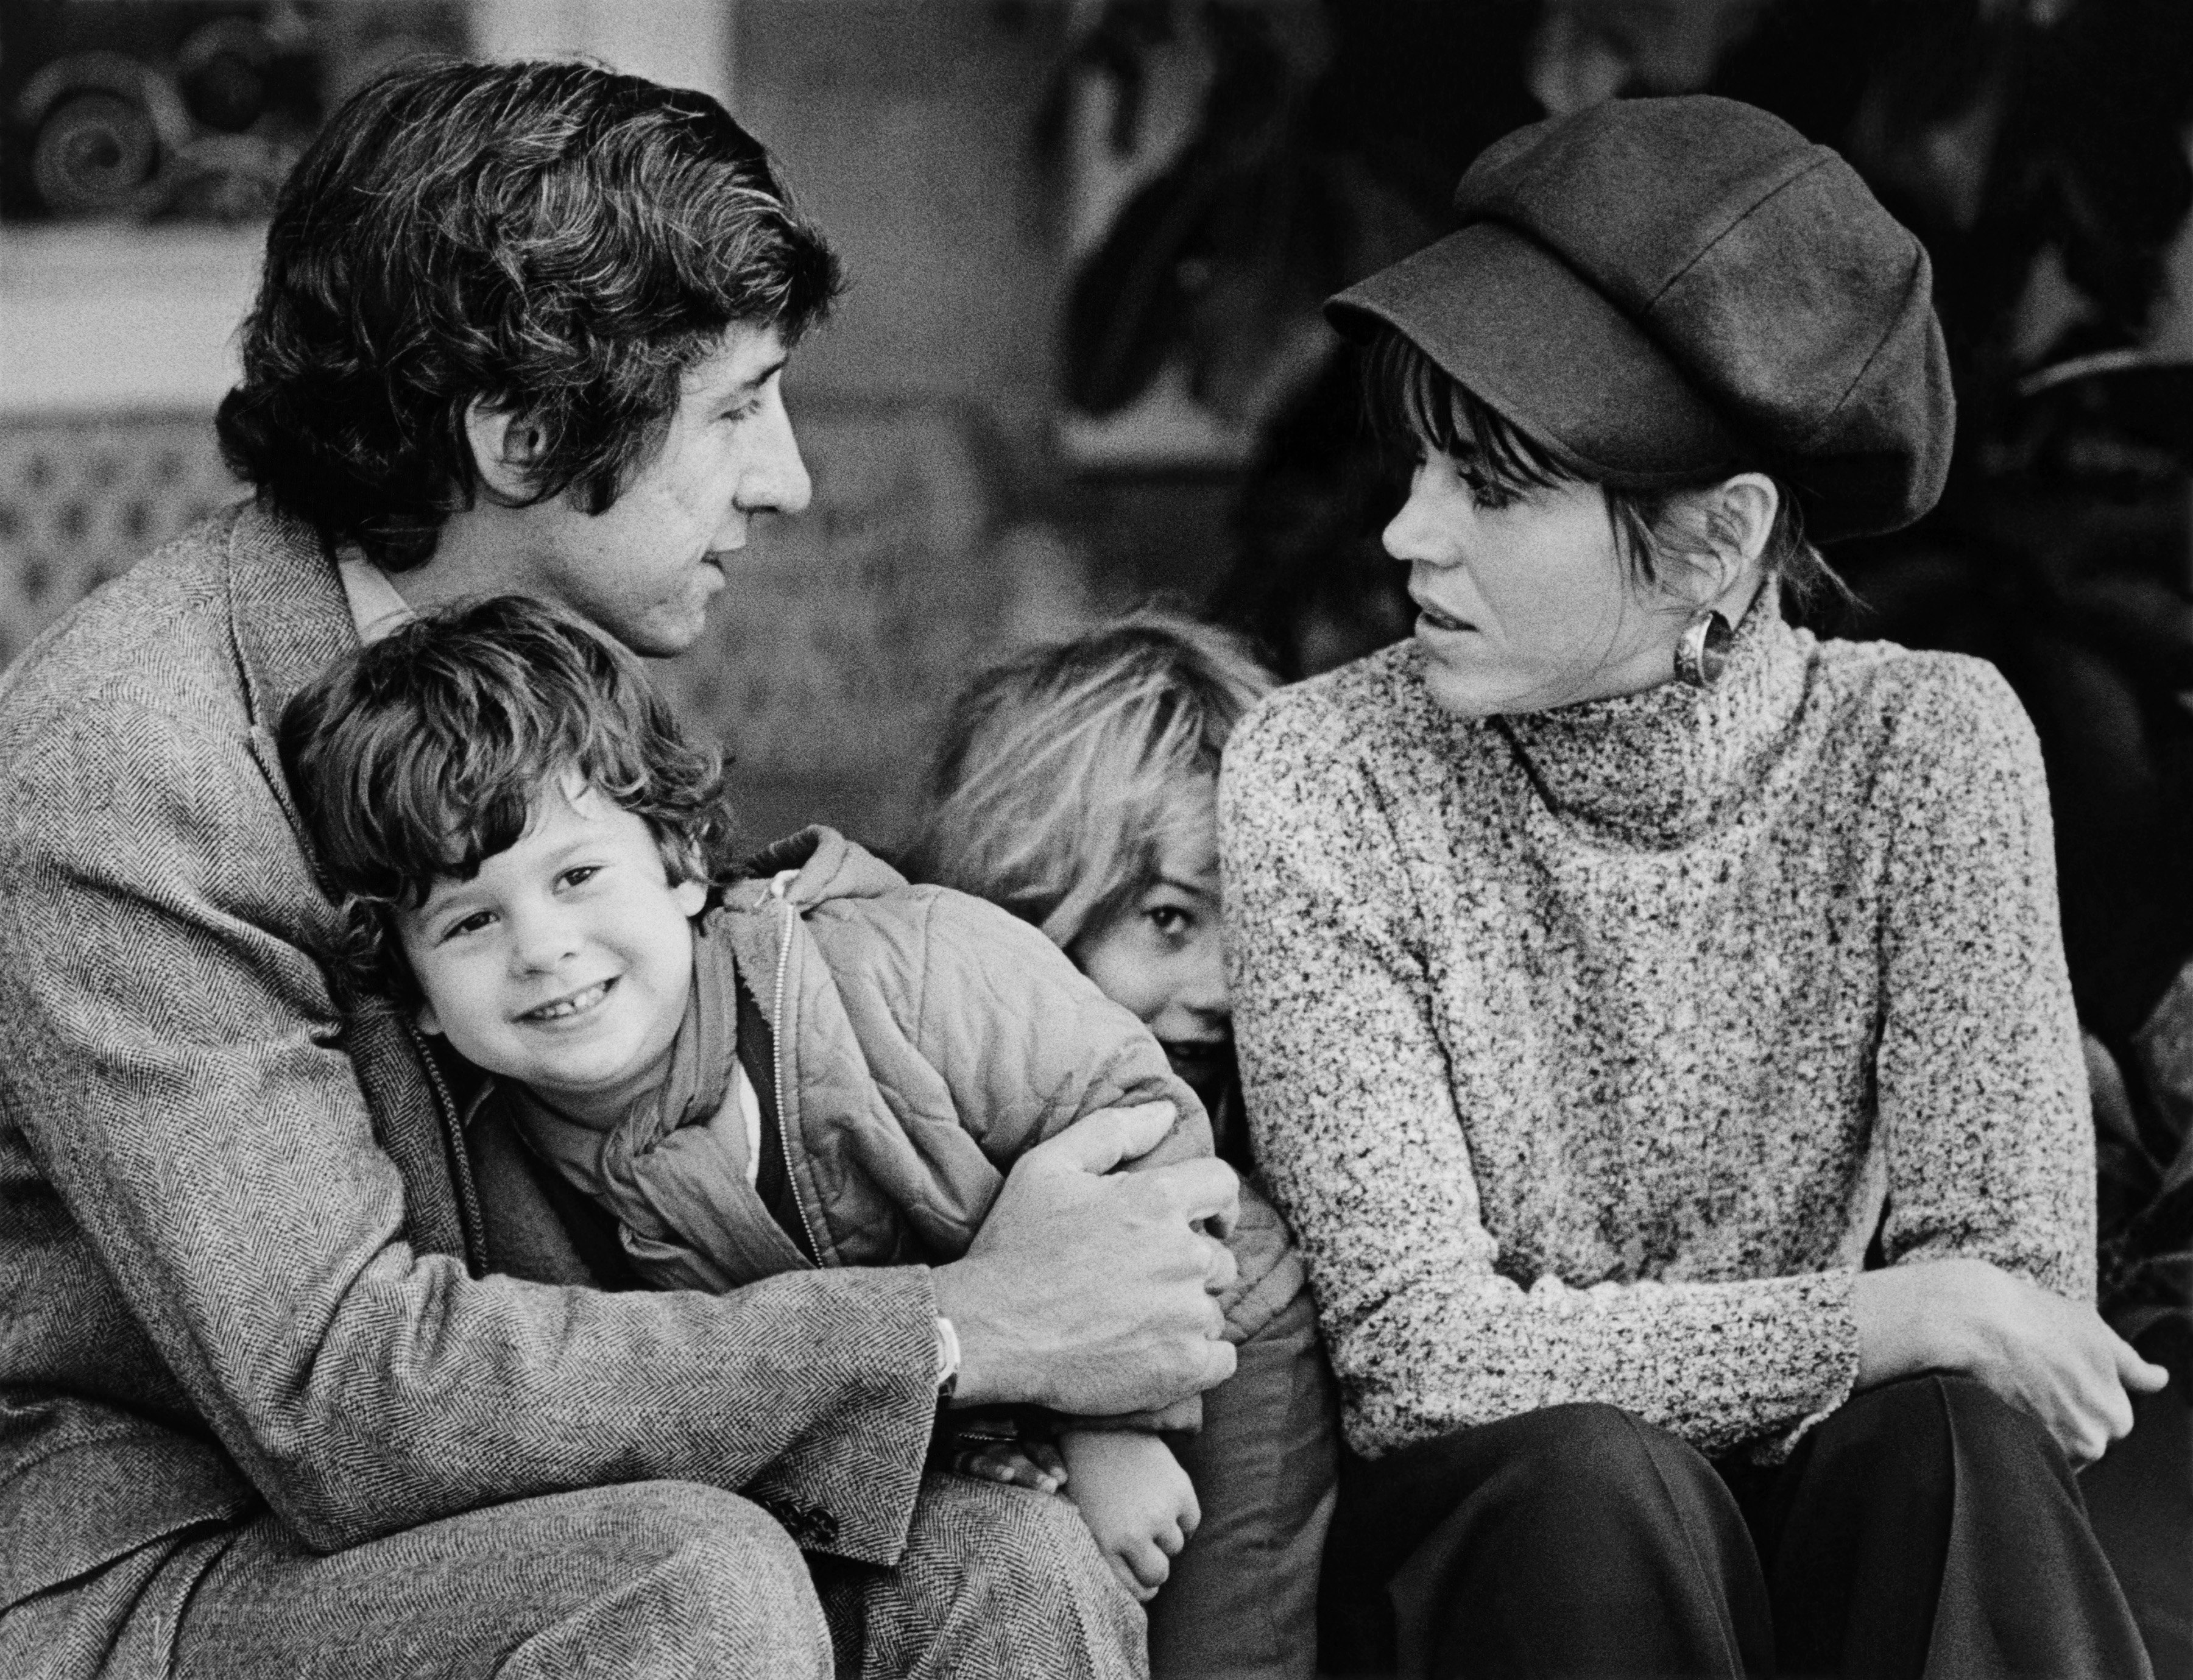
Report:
769,880,824,1265
400,1011,488,1276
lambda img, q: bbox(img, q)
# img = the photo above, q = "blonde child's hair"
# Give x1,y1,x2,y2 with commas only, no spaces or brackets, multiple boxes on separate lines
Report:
906,609,1277,952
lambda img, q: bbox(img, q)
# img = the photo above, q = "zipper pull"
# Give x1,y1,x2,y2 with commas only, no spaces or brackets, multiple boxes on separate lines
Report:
768,869,800,902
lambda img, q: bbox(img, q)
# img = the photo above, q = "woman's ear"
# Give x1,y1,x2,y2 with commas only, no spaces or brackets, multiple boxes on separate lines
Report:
671,877,710,919
416,997,444,1037
1708,473,1779,571
464,398,551,504
1669,473,1778,605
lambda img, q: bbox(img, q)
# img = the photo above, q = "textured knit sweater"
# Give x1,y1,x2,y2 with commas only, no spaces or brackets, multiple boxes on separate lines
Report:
1221,605,2093,1462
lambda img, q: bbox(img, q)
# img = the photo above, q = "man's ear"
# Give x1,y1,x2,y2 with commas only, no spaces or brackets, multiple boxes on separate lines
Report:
464,397,552,504
671,877,710,919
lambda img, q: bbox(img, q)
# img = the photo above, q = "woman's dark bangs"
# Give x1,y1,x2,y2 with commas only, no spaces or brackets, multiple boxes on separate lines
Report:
1363,327,1575,496
1454,383,1573,496
1364,328,1463,458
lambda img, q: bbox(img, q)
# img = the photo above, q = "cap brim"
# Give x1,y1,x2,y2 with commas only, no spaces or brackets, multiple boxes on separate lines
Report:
1326,222,1745,484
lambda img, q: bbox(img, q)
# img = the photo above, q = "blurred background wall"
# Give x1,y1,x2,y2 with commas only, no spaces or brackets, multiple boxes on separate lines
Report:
4,0,2193,1043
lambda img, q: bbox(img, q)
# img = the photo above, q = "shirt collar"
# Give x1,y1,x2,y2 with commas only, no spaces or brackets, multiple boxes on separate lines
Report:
336,553,417,646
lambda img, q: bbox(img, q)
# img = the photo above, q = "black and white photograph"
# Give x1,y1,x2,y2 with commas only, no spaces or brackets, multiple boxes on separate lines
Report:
1,2,2189,1676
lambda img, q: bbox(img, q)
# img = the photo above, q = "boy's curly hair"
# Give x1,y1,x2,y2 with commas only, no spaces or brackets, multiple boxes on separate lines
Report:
218,57,839,572
278,595,740,1006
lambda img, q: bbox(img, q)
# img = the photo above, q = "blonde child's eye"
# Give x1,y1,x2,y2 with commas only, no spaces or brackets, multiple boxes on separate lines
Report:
560,864,602,889
1148,905,1192,937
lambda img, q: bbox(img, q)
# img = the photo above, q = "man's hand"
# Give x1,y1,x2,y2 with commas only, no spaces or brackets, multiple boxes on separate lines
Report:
1852,1257,2169,1465
1059,1429,1201,1604
948,1437,1069,1497
933,1102,1240,1415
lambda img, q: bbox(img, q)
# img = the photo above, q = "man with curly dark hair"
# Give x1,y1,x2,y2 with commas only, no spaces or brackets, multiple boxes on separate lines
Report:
0,58,1237,1680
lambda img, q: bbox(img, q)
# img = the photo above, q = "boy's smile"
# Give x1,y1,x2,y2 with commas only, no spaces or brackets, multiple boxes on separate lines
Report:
522,978,616,1022
397,775,708,1125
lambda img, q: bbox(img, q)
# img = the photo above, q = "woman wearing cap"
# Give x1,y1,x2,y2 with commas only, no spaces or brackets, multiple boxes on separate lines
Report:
1223,96,2165,1678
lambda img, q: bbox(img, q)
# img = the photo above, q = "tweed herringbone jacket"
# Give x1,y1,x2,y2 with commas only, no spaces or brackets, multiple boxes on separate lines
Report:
0,503,942,1671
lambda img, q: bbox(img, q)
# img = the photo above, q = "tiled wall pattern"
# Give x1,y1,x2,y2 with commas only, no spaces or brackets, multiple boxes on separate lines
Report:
0,404,1065,850
0,414,241,670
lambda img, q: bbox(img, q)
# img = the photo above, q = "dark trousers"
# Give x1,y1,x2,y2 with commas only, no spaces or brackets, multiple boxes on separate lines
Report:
1319,1375,2152,1679
2085,1314,2193,1680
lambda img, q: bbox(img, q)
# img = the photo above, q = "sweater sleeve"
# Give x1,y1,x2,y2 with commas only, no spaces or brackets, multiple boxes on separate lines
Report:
1223,691,1857,1461
1872,662,2093,1299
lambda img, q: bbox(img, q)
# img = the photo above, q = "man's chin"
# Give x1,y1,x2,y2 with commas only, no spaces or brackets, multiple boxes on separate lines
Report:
618,600,715,658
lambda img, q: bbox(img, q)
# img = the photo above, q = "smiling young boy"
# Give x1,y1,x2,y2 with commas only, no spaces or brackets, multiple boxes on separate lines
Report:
278,594,1310,1621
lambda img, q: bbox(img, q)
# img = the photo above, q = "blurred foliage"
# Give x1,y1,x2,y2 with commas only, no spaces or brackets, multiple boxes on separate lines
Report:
1054,0,2193,1034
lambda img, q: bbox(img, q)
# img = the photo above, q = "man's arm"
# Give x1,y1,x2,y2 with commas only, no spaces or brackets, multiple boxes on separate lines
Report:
899,889,1294,1354
0,704,940,1560
933,1103,1240,1413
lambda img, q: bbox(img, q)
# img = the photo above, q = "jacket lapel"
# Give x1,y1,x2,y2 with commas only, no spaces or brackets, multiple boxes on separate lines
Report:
220,504,487,1272
223,501,358,740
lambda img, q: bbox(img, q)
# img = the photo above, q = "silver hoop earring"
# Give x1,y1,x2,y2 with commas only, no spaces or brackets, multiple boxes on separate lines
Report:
1673,609,1733,689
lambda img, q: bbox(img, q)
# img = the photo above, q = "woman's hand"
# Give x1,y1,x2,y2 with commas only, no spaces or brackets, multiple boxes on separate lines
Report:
1852,1257,2169,1464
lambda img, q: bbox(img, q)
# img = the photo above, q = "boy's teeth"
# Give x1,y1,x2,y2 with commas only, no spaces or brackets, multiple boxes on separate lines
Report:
531,981,609,1020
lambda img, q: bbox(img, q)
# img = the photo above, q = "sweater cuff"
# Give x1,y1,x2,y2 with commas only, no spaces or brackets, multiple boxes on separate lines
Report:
1751,1266,1863,1464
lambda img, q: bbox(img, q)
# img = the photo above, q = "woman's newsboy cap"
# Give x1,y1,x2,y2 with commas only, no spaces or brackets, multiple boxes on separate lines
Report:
1327,95,1954,541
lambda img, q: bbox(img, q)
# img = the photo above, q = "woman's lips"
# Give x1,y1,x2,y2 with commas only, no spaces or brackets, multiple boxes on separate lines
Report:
1415,601,1474,634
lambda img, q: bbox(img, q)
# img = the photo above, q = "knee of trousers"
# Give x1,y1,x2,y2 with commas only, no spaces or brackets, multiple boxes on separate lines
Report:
1833,1386,2052,1456
892,1475,1144,1670
1828,1373,2060,1481
590,1481,821,1619
1467,1403,1720,1549
490,1483,832,1680
901,1474,1123,1608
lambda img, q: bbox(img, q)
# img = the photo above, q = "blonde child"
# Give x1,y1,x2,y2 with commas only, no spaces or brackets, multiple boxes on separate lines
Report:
908,610,1338,1680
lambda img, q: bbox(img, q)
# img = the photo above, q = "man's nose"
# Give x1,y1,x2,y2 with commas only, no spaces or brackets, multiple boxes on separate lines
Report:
738,395,813,520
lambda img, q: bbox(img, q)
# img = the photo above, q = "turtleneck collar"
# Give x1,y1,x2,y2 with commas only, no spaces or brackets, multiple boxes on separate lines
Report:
1491,593,1809,847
